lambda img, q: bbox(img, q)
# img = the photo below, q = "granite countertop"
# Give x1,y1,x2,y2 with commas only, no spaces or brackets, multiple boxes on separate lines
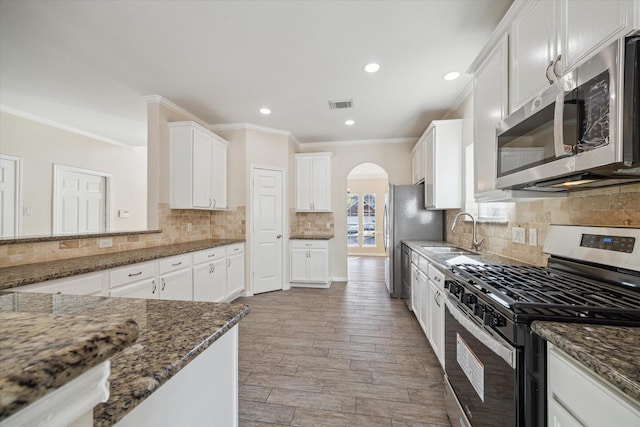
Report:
0,308,139,421
402,240,525,268
0,292,250,426
532,321,640,403
0,238,245,290
290,234,334,240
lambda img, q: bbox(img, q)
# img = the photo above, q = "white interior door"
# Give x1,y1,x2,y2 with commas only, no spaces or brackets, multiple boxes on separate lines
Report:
54,165,109,235
252,167,284,294
0,155,21,238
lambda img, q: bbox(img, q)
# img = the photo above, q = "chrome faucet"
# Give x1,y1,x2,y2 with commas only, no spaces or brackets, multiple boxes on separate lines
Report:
451,212,484,251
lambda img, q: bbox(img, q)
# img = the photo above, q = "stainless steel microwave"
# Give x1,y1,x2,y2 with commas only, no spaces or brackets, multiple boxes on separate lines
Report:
495,35,640,192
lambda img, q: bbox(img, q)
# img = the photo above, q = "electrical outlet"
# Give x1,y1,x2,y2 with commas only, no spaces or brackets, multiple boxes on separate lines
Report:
326,223,331,229
98,238,112,248
187,223,192,232
529,228,538,246
512,227,526,244
306,223,312,229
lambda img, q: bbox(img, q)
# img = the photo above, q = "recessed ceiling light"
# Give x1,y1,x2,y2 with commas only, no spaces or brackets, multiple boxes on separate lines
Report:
260,107,271,115
443,71,460,81
345,120,355,126
364,63,380,73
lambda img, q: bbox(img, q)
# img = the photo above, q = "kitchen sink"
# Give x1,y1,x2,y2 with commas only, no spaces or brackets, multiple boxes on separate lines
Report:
421,246,478,256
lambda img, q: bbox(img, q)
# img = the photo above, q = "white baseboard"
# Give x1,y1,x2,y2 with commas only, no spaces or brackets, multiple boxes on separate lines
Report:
290,281,332,289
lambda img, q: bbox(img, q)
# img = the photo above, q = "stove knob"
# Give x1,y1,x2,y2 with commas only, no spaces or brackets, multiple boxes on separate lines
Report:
483,311,495,326
462,294,477,306
494,314,506,327
473,303,485,317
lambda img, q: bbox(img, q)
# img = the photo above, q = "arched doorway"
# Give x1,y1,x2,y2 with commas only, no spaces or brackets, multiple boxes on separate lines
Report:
346,163,388,283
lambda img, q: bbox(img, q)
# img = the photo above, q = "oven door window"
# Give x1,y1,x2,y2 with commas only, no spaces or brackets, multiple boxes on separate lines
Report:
445,304,516,426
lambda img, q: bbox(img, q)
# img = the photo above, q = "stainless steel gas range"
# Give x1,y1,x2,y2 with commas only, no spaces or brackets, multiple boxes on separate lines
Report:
442,225,640,427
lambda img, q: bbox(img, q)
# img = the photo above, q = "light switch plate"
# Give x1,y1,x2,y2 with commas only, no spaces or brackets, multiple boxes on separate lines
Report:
98,238,113,248
529,229,538,246
512,227,526,244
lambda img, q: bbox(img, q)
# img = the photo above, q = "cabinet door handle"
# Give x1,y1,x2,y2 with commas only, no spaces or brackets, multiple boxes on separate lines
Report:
227,258,231,267
552,54,562,78
128,271,142,277
209,198,213,208
213,198,217,208
545,60,555,84
172,261,182,267
152,280,156,294
161,278,166,291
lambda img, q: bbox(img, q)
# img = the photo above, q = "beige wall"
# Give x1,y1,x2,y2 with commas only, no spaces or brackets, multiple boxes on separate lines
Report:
346,177,388,256
0,111,147,236
299,141,414,279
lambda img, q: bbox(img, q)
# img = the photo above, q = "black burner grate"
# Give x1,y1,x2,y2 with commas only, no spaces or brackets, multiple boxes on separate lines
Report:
451,264,640,320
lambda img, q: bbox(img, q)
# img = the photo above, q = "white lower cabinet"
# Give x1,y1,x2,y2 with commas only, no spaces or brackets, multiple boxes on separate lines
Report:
11,243,245,304
547,343,640,427
290,240,330,287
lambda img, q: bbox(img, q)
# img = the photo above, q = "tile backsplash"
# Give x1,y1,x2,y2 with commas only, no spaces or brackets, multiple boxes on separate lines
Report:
446,183,640,266
0,203,247,267
290,210,335,237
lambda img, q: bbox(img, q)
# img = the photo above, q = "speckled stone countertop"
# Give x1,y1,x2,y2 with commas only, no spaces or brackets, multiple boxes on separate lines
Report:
0,229,162,245
532,321,640,403
402,240,526,268
0,306,139,421
290,234,334,240
0,292,250,426
0,238,244,290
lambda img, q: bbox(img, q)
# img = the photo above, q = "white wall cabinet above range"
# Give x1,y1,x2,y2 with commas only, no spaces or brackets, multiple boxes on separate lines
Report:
295,152,332,212
509,0,636,112
420,120,462,210
169,121,228,210
290,239,331,287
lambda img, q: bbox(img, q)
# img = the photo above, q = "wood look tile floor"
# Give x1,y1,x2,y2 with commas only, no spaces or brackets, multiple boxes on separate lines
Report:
236,256,451,426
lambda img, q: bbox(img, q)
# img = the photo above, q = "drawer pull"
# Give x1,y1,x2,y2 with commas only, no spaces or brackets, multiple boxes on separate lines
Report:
305,244,312,247
234,248,240,251
128,271,143,277
208,253,216,258
172,261,182,267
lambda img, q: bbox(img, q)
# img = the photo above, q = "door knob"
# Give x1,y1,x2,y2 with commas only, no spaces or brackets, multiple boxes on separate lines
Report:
276,234,282,239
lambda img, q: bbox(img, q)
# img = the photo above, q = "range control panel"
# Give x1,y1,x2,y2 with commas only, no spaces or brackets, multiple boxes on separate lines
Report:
580,234,636,253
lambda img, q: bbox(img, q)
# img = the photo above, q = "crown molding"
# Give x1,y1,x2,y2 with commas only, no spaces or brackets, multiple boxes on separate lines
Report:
0,105,134,148
302,137,417,149
142,95,210,128
209,122,302,147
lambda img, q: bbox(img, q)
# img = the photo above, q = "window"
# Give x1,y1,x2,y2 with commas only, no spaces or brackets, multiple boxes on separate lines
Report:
347,193,359,246
363,193,376,247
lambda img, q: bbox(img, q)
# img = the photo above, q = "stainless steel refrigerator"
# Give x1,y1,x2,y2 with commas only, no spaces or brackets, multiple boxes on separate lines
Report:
383,183,444,300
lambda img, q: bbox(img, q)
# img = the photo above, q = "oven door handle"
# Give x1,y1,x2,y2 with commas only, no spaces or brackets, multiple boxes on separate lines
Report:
445,298,516,369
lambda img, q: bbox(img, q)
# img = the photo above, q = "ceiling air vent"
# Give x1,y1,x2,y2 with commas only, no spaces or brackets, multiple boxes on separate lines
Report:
328,99,353,109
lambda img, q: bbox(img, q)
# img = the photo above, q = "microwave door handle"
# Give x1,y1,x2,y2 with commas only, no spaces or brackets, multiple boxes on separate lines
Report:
553,87,574,158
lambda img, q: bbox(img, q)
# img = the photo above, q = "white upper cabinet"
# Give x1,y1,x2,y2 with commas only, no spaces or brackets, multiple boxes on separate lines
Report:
295,153,332,212
509,0,560,113
423,120,462,210
169,121,228,210
474,35,509,199
411,140,425,184
509,0,636,113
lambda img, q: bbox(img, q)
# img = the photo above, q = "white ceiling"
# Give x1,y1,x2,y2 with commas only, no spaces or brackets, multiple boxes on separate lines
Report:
0,0,512,147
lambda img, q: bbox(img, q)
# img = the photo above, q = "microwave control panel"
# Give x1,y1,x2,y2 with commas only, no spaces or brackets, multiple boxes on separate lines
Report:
580,234,636,253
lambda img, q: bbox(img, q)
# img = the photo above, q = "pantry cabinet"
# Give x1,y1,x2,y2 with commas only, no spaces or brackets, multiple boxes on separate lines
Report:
422,120,462,209
547,344,640,427
169,121,228,210
290,239,330,287
295,153,331,212
509,0,636,112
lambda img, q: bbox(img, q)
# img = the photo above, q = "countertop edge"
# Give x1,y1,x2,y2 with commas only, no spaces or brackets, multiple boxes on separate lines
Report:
532,321,640,404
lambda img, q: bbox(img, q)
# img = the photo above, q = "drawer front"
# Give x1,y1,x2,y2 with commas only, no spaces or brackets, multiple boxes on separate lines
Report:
12,272,104,296
411,251,419,265
110,262,156,288
159,254,192,274
418,256,429,274
193,247,226,265
428,264,445,289
548,345,640,427
226,243,245,256
290,239,328,250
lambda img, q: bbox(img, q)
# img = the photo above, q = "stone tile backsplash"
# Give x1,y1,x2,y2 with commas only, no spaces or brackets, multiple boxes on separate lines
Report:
0,204,247,267
446,183,640,266
290,210,335,237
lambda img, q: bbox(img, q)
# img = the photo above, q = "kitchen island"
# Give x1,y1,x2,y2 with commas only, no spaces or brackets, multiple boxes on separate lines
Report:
0,292,250,426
